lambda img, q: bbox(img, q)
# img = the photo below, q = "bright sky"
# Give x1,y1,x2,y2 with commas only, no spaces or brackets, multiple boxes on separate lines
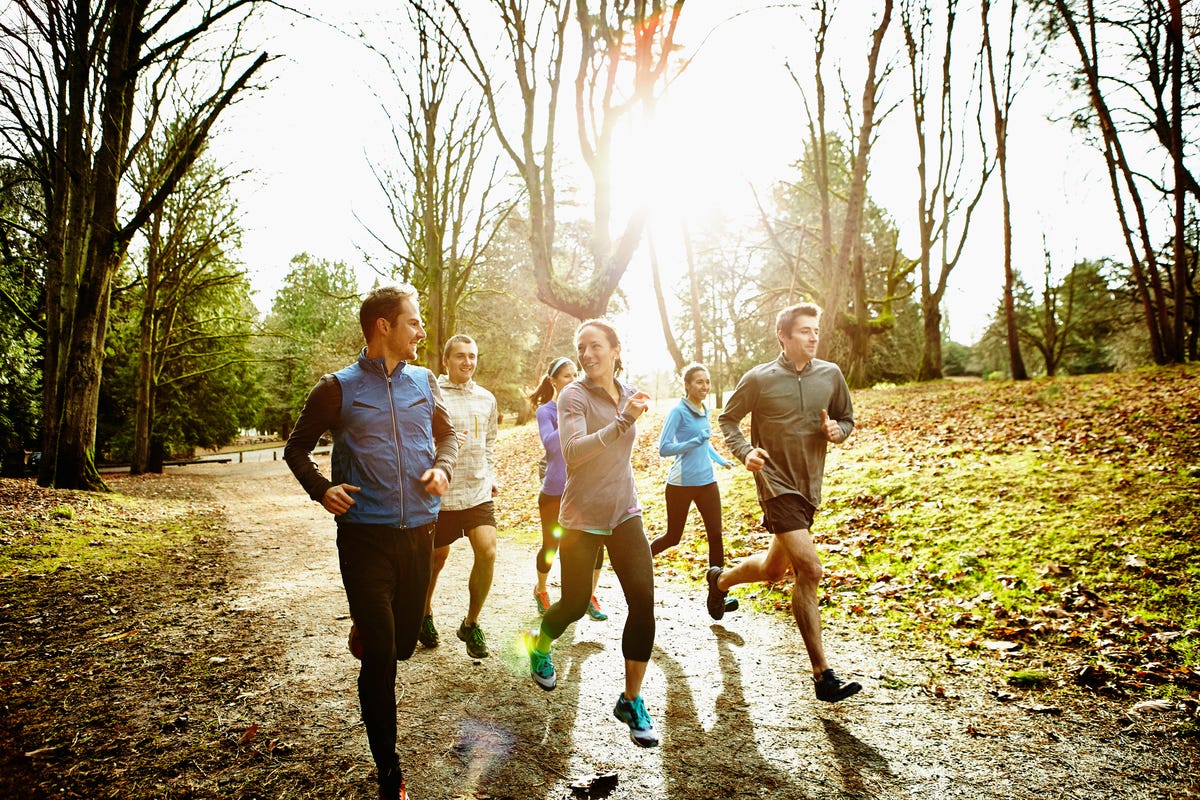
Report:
214,2,1130,374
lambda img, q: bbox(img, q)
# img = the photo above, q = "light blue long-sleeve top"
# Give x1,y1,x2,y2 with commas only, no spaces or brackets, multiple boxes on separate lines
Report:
658,397,732,486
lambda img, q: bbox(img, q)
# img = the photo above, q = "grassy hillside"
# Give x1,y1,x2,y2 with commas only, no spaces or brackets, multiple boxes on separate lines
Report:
496,364,1200,700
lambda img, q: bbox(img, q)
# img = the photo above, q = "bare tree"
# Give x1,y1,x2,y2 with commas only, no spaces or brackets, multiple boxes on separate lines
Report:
981,0,1029,379
365,6,515,375
1048,0,1198,363
901,0,994,381
0,1,270,489
440,0,686,320
757,0,901,387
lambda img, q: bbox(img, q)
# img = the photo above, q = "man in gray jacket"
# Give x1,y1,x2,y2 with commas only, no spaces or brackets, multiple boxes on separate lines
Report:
716,302,862,703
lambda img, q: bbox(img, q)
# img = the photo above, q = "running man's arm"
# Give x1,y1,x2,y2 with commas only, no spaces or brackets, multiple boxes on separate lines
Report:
486,393,500,494
826,368,855,443
284,374,340,502
718,370,760,465
427,371,458,490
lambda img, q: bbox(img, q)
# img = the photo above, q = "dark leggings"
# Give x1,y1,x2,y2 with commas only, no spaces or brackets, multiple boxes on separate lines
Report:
540,516,655,661
649,481,724,568
336,523,433,773
536,491,604,574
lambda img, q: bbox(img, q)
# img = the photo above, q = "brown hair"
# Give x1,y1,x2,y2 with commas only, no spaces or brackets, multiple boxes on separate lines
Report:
682,362,709,387
775,302,822,339
359,284,419,340
528,357,575,407
575,319,623,376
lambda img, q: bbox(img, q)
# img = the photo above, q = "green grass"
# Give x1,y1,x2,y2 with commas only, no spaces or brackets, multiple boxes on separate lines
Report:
0,494,205,577
1006,669,1053,688
601,365,1200,694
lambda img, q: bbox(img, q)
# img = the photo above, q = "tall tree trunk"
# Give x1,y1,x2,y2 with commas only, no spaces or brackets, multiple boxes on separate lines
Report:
38,0,92,487
836,0,892,344
682,222,704,361
982,0,1027,379
132,211,163,475
54,0,141,490
648,230,685,372
998,136,1027,379
1168,0,1186,362
1054,0,1173,363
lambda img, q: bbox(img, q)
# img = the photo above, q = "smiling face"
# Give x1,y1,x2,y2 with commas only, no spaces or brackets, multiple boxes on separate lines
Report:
684,368,710,404
444,339,478,384
380,296,426,363
551,361,577,395
576,324,620,383
779,313,820,367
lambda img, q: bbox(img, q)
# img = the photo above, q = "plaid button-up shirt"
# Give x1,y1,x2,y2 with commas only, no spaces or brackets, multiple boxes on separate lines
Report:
436,375,498,511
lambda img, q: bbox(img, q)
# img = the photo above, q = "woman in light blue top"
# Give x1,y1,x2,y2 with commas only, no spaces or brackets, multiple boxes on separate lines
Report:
651,365,737,610
528,357,607,621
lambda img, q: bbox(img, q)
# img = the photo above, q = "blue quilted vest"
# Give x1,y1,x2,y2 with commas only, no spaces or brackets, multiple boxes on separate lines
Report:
330,349,440,527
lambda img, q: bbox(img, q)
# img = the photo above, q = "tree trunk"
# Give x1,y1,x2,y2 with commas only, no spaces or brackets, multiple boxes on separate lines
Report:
836,0,892,342
648,231,685,372
131,207,163,474
1168,0,1186,363
682,222,704,362
919,296,943,381
1053,0,1173,363
53,0,141,491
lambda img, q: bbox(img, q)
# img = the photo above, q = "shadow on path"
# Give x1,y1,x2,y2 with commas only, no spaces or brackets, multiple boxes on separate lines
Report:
403,620,607,795
818,716,896,799
654,626,813,799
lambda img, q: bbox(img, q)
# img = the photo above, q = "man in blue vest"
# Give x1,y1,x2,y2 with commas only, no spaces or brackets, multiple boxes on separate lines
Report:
285,284,458,800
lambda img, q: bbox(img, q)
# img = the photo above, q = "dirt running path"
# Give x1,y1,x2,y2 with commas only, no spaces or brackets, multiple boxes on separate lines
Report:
188,457,1190,800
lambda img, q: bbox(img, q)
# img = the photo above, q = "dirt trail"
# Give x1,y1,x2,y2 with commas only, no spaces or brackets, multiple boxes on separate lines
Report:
180,458,1191,800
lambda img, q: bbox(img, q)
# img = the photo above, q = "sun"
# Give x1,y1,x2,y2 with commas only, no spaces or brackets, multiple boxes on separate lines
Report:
604,102,740,235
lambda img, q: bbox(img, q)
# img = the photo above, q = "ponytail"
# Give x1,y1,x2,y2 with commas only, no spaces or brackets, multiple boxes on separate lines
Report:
527,356,575,407
528,375,554,407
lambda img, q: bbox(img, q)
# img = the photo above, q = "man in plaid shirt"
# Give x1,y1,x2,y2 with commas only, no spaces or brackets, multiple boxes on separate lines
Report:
420,334,500,659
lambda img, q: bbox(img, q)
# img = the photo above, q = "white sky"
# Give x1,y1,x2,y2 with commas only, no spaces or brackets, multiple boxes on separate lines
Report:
212,2,1132,373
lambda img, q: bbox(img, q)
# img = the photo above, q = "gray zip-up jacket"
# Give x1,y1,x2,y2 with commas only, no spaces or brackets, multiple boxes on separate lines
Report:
557,374,642,532
718,353,854,509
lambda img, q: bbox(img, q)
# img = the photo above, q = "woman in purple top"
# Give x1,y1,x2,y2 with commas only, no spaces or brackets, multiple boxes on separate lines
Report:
528,357,607,621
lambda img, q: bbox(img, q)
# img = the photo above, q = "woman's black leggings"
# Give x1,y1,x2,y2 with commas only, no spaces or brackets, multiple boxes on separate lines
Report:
649,481,724,568
536,491,603,573
540,516,654,662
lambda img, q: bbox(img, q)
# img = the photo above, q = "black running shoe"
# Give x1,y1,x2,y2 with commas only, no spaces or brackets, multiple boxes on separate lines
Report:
813,669,862,702
706,567,729,620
